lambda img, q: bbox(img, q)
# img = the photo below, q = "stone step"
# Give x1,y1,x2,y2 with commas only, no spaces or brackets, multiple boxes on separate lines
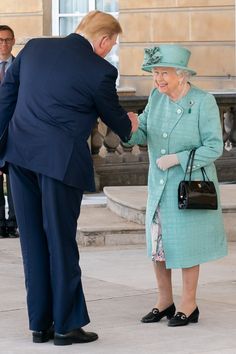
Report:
104,184,236,242
77,205,145,247
81,192,107,207
104,186,146,225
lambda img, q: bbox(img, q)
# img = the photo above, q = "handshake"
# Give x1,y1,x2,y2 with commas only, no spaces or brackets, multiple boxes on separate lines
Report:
126,112,179,171
127,112,139,133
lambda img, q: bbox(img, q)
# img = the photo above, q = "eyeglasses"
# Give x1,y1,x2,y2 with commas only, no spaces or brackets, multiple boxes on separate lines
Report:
0,38,14,44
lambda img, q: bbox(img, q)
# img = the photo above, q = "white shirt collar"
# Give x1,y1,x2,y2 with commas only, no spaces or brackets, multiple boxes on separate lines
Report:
0,55,13,65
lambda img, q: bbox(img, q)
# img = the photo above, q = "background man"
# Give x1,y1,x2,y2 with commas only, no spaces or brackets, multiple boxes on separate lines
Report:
0,25,18,238
0,11,137,345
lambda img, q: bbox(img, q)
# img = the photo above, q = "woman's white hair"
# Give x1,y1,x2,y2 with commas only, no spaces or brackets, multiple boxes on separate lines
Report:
176,69,192,79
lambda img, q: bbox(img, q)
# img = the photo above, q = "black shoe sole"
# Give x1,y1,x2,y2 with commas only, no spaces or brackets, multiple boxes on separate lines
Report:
168,318,198,327
33,334,51,343
54,335,98,346
54,338,73,346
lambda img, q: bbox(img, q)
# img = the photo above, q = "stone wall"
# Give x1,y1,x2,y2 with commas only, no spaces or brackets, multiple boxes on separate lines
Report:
1,1,235,95
119,0,236,95
0,0,51,55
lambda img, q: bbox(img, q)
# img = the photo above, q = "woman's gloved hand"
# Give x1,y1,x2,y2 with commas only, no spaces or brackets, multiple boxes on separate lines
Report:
156,154,179,171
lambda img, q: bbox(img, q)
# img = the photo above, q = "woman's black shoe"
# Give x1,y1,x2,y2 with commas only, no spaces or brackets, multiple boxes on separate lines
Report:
141,303,176,323
168,307,199,327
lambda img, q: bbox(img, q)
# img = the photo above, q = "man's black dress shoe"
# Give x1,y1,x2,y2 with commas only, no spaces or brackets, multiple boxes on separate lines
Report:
32,326,54,343
7,227,19,238
54,328,98,346
168,307,199,327
0,226,8,238
141,303,176,323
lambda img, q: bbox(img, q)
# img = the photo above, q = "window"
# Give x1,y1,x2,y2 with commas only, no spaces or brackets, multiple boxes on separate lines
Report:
52,0,119,68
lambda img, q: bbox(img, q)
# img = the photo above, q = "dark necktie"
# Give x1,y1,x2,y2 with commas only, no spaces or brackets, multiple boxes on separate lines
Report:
0,61,7,83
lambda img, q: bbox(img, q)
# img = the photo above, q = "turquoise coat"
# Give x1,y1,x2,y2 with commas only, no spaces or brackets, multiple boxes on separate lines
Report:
128,85,228,269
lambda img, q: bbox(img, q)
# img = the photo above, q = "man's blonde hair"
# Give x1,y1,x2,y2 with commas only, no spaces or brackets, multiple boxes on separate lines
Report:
75,10,122,41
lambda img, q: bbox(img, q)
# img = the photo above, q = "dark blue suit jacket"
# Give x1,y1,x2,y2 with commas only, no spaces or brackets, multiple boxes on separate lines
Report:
0,34,131,191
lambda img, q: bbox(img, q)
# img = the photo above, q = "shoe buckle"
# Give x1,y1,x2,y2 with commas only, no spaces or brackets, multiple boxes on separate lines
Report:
176,312,186,320
152,309,159,315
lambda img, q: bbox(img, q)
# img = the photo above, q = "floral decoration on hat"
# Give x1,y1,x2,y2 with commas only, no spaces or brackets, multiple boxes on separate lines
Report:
143,47,162,66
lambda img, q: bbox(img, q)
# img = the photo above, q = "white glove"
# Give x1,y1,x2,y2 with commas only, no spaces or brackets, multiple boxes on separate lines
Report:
156,154,179,171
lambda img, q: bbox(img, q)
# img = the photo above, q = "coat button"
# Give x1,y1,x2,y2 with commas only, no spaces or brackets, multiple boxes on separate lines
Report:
162,132,168,138
160,179,164,185
177,108,182,114
161,149,166,154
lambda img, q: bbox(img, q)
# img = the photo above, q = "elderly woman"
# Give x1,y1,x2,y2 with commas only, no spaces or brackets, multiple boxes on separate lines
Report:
128,44,227,327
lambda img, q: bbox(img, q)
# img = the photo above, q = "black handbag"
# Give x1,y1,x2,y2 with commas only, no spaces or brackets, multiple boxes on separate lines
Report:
178,149,218,210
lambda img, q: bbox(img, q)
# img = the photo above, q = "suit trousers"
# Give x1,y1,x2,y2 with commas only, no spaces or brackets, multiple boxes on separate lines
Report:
8,164,90,333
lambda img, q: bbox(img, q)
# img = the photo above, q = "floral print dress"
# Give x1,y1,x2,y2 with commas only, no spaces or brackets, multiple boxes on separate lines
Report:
151,208,165,262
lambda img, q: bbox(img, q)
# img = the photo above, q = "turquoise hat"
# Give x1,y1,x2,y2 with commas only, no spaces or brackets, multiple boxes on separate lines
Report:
142,44,196,75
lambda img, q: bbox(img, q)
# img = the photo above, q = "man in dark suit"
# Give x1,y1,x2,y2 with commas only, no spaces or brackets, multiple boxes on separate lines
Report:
0,11,138,346
0,25,18,238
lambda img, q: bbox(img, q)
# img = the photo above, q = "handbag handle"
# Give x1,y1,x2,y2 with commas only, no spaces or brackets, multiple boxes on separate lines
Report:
183,149,210,182
183,149,195,181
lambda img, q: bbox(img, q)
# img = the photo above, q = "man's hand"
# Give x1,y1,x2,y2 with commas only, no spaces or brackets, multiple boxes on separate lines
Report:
128,112,139,132
156,154,179,171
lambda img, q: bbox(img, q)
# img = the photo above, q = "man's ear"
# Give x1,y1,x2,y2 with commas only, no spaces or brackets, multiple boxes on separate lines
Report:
99,35,109,49
93,35,109,57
